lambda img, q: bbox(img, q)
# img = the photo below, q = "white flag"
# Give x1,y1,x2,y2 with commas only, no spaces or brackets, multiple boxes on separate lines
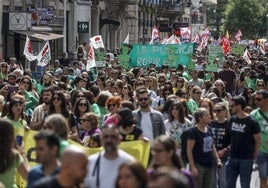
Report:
243,48,251,64
123,33,129,44
166,34,180,44
36,41,51,67
86,43,96,70
23,36,36,61
90,35,105,49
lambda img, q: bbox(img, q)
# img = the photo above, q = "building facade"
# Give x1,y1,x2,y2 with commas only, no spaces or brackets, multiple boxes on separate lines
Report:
0,0,216,65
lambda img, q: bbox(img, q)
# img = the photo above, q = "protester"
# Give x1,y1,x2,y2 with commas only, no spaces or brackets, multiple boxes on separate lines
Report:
250,90,268,188
0,119,30,188
116,161,148,188
27,130,60,188
226,96,261,188
187,108,221,188
84,125,135,188
30,86,54,130
32,145,88,188
132,86,166,145
210,102,230,188
147,167,190,188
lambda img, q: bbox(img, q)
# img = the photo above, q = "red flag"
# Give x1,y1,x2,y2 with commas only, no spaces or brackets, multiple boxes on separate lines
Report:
235,29,242,42
222,36,231,55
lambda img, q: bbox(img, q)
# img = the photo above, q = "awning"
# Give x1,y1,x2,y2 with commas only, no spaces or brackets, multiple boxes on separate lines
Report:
13,30,64,41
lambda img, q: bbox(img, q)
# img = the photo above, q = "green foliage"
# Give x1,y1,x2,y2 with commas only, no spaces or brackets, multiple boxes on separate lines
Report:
223,0,267,39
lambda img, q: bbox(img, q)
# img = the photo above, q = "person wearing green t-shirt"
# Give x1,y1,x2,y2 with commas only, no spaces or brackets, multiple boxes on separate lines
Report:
250,90,268,188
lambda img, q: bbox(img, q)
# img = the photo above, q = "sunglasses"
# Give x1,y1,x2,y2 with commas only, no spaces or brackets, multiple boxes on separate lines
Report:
79,103,87,107
214,109,223,113
194,91,202,94
254,98,263,102
53,97,61,101
123,87,128,89
138,97,149,102
77,95,84,97
257,84,264,87
136,83,143,86
108,103,117,107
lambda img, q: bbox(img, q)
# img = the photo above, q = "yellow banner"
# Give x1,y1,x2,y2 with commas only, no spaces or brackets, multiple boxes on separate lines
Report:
17,130,150,188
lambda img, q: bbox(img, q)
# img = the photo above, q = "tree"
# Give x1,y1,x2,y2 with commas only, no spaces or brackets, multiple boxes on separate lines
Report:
224,0,265,39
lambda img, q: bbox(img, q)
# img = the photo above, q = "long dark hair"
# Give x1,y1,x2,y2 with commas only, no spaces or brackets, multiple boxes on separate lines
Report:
49,90,69,117
153,135,184,169
73,97,91,118
0,119,18,173
168,101,185,123
7,95,25,122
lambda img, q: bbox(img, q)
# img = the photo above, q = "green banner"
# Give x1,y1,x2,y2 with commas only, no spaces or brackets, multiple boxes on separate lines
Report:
231,43,246,55
119,43,194,68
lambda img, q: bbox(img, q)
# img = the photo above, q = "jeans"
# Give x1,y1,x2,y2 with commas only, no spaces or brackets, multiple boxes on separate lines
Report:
257,152,268,178
212,160,226,188
225,157,254,188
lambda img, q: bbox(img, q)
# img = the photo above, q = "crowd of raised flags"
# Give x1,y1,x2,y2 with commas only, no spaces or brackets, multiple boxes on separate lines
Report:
23,26,266,72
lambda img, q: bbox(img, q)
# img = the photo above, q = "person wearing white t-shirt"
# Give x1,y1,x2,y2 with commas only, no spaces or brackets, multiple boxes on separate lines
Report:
84,125,135,188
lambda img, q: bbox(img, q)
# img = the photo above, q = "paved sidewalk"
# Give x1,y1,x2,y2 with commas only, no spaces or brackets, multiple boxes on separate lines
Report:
236,170,259,188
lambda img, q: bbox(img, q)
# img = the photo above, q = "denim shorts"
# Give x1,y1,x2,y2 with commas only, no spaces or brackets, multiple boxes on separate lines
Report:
257,152,268,178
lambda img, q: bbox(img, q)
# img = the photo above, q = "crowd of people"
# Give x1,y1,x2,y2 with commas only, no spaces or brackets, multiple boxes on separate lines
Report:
0,43,267,188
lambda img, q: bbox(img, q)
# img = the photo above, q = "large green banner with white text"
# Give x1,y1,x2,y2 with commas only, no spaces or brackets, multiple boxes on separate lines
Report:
118,43,194,68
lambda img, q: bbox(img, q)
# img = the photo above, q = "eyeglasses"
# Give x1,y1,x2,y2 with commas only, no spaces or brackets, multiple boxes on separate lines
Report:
79,103,87,107
22,81,30,85
158,80,165,83
80,118,90,122
123,87,128,89
214,109,223,113
108,103,117,107
53,97,61,101
254,98,263,102
257,84,265,87
138,97,149,102
194,91,202,94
